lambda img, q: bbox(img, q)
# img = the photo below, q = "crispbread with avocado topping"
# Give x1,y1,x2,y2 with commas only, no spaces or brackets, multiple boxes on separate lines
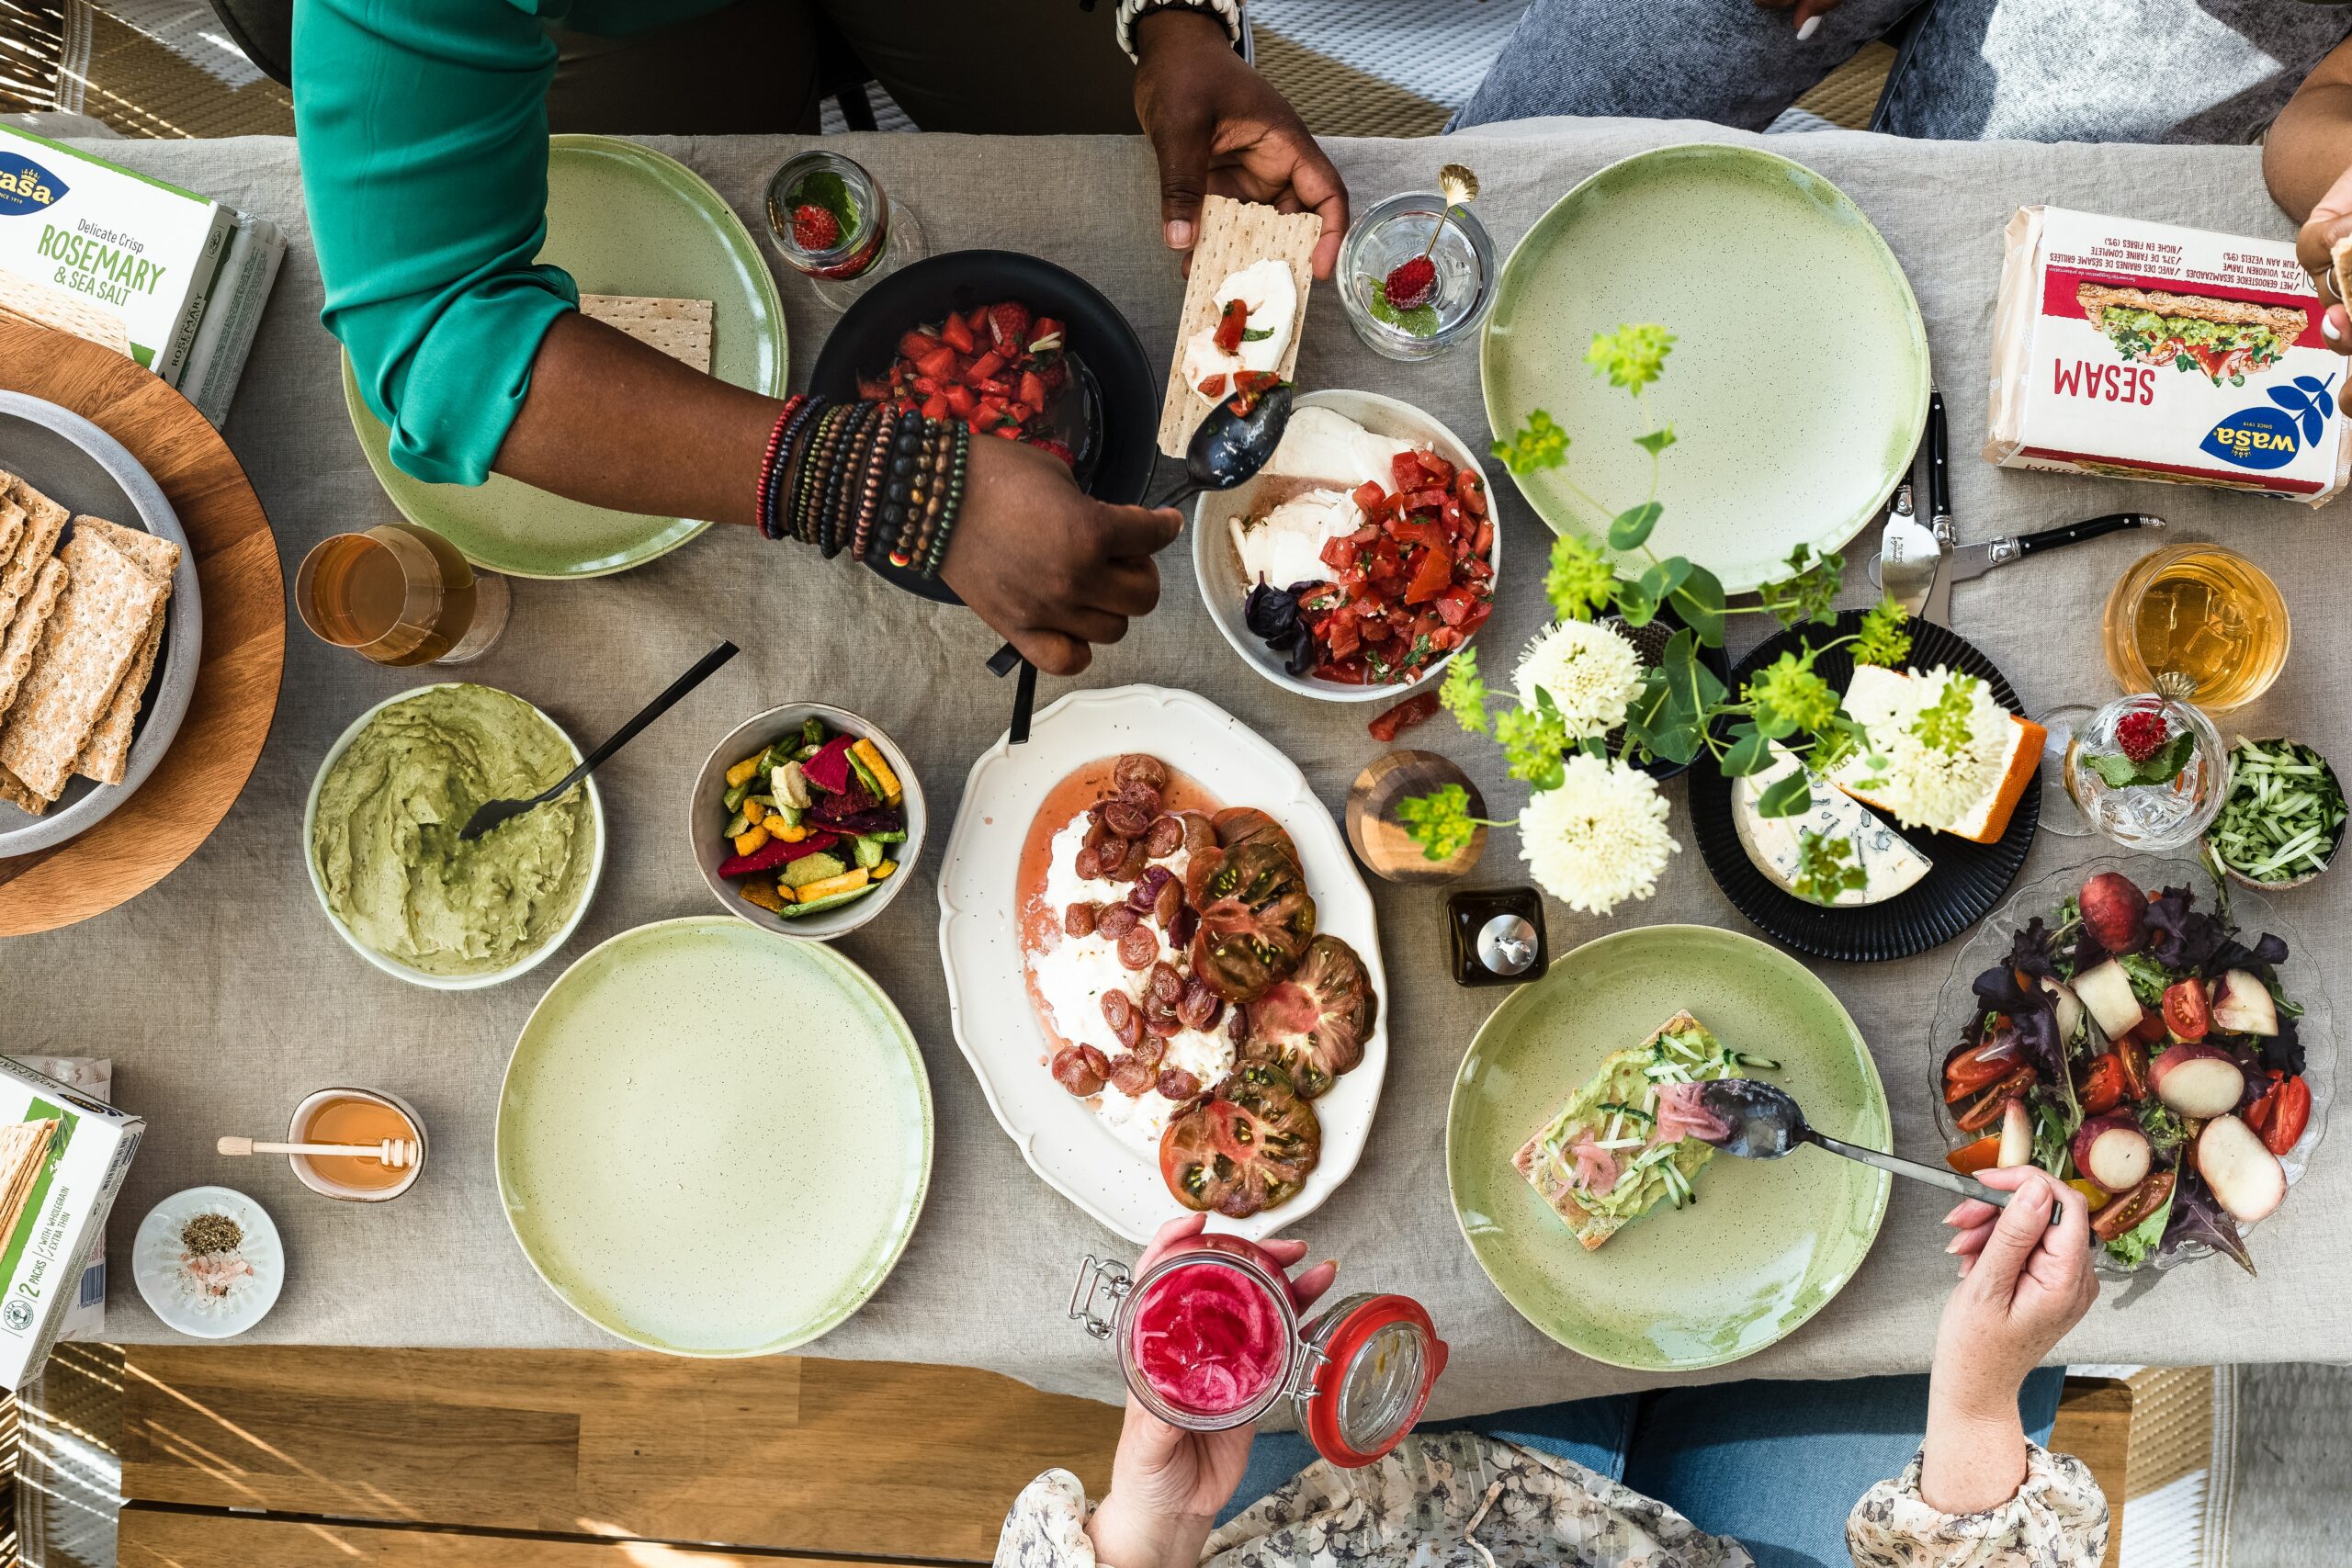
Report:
1511,1010,1758,1251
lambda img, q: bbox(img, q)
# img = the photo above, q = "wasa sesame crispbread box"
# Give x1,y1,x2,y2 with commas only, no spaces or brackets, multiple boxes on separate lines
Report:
1986,206,2351,505
0,123,283,425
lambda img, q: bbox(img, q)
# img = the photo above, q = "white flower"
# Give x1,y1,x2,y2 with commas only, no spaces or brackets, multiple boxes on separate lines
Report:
1519,752,1679,916
1857,666,2010,832
1512,620,1645,740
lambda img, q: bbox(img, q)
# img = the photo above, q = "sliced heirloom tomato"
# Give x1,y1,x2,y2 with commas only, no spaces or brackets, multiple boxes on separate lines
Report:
1239,935,1378,1098
1159,1062,1322,1218
1189,841,1317,1003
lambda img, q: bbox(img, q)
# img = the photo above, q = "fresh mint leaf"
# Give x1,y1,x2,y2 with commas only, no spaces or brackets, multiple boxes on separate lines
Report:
1368,279,1440,339
1241,326,1275,342
788,170,860,236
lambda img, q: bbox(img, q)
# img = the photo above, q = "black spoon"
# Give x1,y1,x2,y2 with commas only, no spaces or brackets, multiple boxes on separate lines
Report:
458,640,739,841
985,384,1297,741
1693,1077,2063,1223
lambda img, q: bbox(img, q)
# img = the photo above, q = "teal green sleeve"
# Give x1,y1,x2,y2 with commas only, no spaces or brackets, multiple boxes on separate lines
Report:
293,0,578,486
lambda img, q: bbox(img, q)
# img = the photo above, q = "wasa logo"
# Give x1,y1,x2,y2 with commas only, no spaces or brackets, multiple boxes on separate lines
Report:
0,153,64,217
2201,373,2335,472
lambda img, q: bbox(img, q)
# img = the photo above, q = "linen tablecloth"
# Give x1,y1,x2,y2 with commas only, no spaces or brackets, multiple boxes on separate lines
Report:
10,121,2347,1416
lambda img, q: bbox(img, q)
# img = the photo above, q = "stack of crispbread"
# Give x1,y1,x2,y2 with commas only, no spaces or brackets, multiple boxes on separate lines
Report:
0,470,180,817
0,1116,57,1245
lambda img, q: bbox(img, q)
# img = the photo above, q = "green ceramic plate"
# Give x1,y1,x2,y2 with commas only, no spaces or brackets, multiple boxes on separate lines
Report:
497,918,931,1355
343,135,787,579
1447,925,1890,1371
1481,144,1928,595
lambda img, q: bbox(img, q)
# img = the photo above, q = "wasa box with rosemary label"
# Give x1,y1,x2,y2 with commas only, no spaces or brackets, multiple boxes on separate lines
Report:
0,123,284,423
0,1055,142,1390
1986,206,2352,505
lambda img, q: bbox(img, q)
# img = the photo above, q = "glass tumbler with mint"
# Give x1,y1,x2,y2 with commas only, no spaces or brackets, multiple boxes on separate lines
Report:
1340,173,1494,361
766,151,928,307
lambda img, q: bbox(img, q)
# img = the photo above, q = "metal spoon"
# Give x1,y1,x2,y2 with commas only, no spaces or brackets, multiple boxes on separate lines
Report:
457,640,739,841
1693,1077,2062,1222
983,384,1297,741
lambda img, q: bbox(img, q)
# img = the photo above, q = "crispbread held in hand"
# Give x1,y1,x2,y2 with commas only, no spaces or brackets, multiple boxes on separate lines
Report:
69,517,179,785
0,527,164,799
1155,195,1321,458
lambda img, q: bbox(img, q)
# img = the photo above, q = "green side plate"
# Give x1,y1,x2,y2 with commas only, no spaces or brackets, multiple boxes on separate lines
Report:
497,918,931,1355
343,135,787,579
1481,143,1928,594
1446,924,1890,1371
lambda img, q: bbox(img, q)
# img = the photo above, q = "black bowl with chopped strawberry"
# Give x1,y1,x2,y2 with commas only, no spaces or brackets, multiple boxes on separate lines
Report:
812,251,1157,602
1245,446,1497,688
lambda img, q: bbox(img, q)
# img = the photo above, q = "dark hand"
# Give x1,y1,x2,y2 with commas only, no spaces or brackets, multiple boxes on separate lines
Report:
941,436,1182,676
1133,10,1349,278
2293,164,2352,355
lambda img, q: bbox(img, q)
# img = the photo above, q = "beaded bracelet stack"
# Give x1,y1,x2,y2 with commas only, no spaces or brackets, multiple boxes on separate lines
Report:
754,395,971,577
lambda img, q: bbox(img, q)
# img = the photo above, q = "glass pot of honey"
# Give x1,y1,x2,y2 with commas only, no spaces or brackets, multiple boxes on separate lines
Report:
287,1088,426,1202
1069,1234,1446,1466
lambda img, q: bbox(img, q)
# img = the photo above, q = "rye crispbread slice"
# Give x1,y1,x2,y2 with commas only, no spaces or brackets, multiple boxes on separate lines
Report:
581,293,713,373
0,527,164,799
0,477,67,639
0,267,131,355
0,556,66,725
68,518,180,785
0,762,43,816
1155,195,1322,459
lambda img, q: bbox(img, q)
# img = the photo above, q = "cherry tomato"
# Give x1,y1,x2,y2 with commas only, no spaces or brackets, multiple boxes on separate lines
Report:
2263,1076,2312,1157
2161,977,2211,1043
1945,1133,2004,1175
1944,1042,2020,1100
2077,1052,2127,1116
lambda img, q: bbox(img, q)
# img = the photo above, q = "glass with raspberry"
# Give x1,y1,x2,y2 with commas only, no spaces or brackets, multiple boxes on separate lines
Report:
1338,190,1496,361
2038,692,2228,850
764,151,928,309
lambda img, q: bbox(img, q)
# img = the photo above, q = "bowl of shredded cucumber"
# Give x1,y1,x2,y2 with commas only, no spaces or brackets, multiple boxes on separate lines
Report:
2205,738,2344,890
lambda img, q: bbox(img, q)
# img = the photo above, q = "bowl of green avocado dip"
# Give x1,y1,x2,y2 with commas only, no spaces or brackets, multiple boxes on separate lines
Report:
306,683,605,988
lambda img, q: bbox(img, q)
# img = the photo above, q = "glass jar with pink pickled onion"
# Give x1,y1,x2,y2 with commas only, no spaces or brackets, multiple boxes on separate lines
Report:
1069,1234,1447,1467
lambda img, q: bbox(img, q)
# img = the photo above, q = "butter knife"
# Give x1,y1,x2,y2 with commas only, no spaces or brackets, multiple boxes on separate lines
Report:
1871,513,2164,593
1920,386,1958,626
1877,479,1940,616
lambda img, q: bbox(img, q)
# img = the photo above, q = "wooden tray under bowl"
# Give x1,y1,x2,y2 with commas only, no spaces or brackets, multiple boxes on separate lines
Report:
0,323,283,936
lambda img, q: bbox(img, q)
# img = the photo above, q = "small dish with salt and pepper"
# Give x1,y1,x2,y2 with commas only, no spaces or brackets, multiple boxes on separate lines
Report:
132,1186,284,1339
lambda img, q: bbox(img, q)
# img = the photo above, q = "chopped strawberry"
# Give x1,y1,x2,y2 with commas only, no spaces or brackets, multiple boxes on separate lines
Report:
1033,315,1065,345
1034,438,1075,467
967,306,991,336
1007,400,1033,423
1435,585,1480,626
975,377,1012,396
921,392,950,421
989,301,1034,351
915,345,960,382
910,375,942,396
992,423,1022,438
856,375,889,400
940,313,977,355
1390,452,1426,492
791,203,842,251
1018,370,1048,409
898,329,940,362
1212,298,1250,355
1351,480,1385,513
1197,374,1230,399
967,349,1006,383
1417,450,1455,485
944,384,978,417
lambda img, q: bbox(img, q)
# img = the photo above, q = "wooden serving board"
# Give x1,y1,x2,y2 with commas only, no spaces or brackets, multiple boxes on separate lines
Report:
0,323,283,936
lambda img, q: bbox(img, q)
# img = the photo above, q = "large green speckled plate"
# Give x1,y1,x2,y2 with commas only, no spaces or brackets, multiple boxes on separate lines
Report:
343,135,786,579
497,918,930,1355
1447,925,1890,1371
1481,143,1928,594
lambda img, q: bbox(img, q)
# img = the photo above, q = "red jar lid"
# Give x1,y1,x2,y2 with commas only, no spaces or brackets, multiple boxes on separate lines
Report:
1296,1292,1447,1468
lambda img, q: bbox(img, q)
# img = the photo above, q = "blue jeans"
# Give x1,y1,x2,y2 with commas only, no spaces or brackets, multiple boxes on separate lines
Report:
1221,1370,2065,1568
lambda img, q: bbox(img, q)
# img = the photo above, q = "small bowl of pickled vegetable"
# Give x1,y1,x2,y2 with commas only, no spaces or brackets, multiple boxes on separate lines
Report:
2206,738,2343,891
691,704,924,940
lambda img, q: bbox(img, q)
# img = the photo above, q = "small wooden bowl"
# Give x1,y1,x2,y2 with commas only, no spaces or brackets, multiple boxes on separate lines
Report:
2214,736,2340,893
1346,750,1485,884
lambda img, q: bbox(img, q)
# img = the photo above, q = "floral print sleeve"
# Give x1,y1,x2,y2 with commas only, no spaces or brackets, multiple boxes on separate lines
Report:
1847,1443,2109,1568
994,1469,1097,1568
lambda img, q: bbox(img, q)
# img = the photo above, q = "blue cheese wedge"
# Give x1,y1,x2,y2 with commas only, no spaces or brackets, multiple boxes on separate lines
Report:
1734,744,1931,907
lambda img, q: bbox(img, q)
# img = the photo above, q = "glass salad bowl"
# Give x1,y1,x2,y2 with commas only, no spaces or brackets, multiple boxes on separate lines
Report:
1927,855,2332,1276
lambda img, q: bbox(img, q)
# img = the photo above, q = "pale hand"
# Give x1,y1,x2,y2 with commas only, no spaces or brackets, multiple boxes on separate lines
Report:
2293,162,2352,355
1083,1213,1338,1568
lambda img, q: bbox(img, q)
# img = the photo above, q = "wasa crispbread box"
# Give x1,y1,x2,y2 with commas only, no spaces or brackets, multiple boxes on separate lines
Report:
1986,206,2351,505
0,1055,141,1389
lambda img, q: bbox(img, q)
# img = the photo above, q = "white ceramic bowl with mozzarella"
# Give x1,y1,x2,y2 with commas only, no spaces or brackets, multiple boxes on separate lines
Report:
936,684,1389,1243
1193,388,1498,704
